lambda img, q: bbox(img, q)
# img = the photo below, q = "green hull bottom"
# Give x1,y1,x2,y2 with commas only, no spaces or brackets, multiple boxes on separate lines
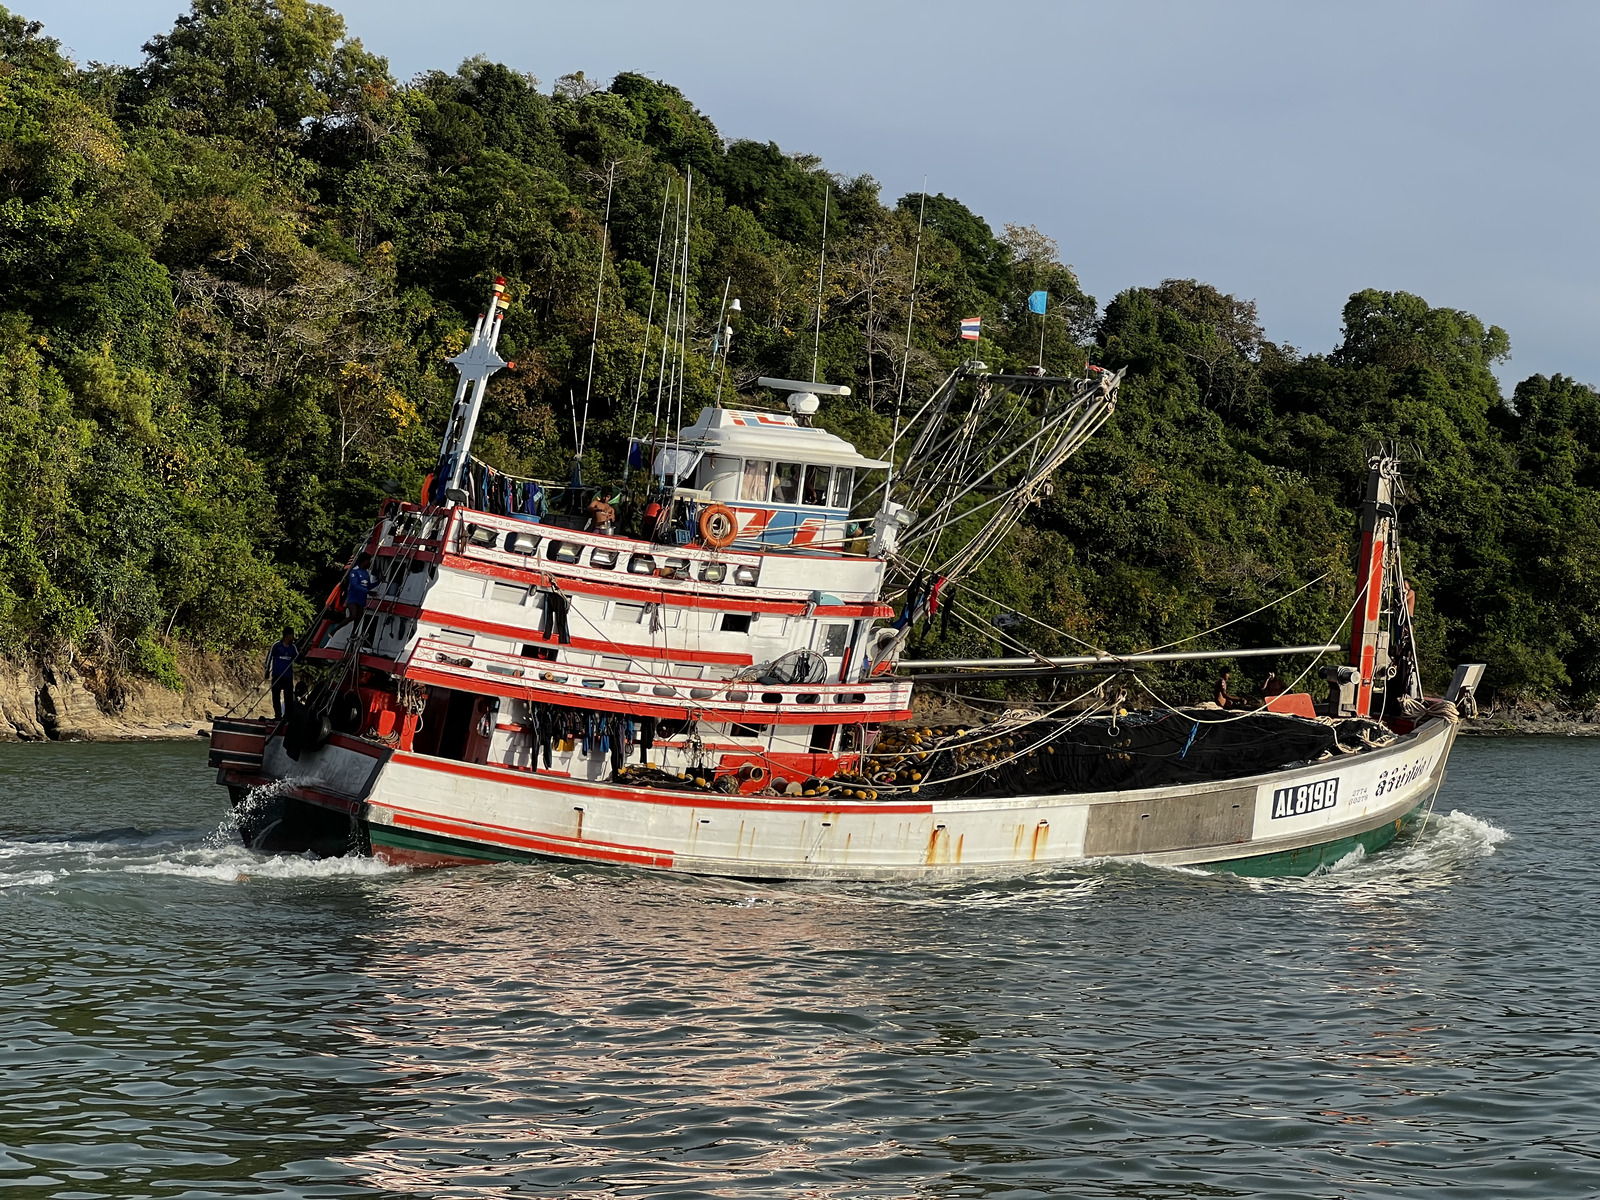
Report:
371,822,540,866
1204,812,1416,878
371,809,1426,880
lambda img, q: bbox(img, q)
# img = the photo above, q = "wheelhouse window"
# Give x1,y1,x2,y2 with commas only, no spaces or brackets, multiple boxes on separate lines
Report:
771,462,801,504
829,468,854,508
801,464,832,507
700,454,741,493
821,624,850,657
740,459,771,501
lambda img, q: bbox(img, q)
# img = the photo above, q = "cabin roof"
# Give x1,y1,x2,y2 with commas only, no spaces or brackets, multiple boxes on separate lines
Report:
676,407,890,470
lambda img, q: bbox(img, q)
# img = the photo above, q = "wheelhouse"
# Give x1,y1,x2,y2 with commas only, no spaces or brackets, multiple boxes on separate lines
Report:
650,407,889,548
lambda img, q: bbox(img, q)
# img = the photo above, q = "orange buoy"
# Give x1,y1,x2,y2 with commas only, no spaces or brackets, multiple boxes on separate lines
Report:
698,503,737,549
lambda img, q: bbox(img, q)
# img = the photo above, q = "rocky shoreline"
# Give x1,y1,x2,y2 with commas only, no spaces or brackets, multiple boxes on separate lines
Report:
0,656,1592,744
1459,710,1600,737
0,652,269,743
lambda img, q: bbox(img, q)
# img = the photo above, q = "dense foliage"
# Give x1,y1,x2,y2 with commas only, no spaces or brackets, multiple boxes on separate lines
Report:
0,0,1593,705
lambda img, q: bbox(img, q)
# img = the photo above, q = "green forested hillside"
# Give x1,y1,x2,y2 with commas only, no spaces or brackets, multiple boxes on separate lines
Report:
1,0,1595,705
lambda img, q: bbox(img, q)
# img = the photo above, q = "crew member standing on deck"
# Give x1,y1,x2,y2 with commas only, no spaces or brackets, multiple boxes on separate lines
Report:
332,552,374,635
266,629,297,720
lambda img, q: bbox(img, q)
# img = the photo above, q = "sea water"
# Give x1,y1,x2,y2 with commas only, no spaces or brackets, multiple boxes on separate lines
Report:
0,737,1591,1198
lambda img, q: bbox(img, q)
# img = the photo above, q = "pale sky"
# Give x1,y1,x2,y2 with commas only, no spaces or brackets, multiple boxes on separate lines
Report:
30,0,1600,391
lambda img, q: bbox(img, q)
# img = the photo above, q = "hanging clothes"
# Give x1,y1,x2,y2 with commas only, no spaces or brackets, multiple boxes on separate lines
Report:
609,716,624,775
539,590,571,645
923,576,947,636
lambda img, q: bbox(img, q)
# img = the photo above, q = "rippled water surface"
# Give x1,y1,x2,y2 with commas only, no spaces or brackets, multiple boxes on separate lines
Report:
0,736,1593,1197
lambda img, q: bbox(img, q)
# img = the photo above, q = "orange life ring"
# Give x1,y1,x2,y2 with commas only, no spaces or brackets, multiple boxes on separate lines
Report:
698,503,737,549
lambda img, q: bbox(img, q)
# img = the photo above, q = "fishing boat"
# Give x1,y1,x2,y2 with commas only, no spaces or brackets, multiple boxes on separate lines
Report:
208,279,1482,879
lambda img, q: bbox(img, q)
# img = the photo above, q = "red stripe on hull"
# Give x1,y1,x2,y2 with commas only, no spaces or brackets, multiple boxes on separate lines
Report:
420,608,754,666
387,809,673,867
370,842,486,869
440,552,891,618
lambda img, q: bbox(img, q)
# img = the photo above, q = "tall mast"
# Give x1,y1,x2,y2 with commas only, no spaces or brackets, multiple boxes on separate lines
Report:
437,277,510,503
578,162,619,464
626,179,673,476
1348,452,1401,718
885,184,927,497
671,165,692,485
811,183,829,383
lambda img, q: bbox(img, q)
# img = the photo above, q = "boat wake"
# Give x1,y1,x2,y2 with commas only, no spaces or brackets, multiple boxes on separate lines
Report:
0,820,408,890
1247,807,1509,898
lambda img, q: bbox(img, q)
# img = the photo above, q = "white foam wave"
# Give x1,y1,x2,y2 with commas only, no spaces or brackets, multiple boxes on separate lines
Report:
0,819,408,888
0,839,82,861
0,869,57,889
123,849,406,883
1433,807,1510,850
1314,843,1369,875
1258,806,1509,897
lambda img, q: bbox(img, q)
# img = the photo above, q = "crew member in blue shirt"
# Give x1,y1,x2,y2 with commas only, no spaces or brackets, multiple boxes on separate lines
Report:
266,628,297,719
336,552,374,632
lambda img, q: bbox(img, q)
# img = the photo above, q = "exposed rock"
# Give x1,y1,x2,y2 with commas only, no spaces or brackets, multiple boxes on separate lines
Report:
1459,709,1600,737
0,650,270,742
0,660,47,740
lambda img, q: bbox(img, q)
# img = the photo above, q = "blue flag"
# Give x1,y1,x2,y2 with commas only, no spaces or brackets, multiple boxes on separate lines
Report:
1027,290,1048,315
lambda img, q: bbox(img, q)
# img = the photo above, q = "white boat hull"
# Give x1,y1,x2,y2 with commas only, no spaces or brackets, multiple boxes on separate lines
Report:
240,716,1457,880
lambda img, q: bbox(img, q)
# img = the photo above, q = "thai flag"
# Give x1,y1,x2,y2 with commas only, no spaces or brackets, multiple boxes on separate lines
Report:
959,316,981,341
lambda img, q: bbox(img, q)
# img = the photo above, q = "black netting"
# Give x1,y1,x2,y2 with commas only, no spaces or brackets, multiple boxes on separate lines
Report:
900,709,1391,800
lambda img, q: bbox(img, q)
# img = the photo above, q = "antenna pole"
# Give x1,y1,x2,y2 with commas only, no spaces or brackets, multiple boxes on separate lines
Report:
710,275,730,365
627,179,672,478
812,183,829,383
580,161,617,448
651,184,683,461
885,184,927,495
672,165,693,487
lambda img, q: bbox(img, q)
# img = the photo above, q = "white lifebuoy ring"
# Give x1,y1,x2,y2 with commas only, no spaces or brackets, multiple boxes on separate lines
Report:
699,504,737,549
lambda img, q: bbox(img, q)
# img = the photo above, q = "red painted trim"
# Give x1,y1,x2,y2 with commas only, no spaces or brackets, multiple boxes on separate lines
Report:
440,551,892,619
402,662,912,724
388,808,673,867
389,750,933,814
370,841,484,868
443,552,550,588
365,597,423,619
421,608,754,666
306,648,404,673
1364,539,1385,623
282,784,363,816
210,730,266,754
326,732,394,759
378,543,442,564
